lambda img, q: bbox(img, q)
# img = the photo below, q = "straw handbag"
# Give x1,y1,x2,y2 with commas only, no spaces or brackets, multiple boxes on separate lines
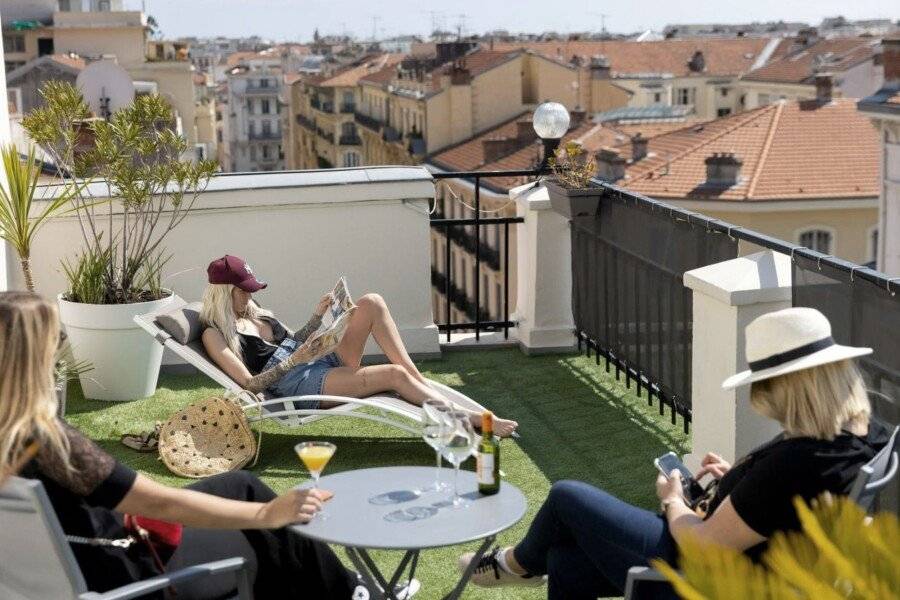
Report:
158,393,260,478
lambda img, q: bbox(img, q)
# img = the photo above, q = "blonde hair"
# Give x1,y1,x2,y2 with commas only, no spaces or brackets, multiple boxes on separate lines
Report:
0,292,71,477
199,283,269,359
750,360,871,440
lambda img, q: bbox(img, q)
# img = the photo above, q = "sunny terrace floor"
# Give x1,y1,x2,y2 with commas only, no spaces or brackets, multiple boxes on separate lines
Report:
67,348,691,600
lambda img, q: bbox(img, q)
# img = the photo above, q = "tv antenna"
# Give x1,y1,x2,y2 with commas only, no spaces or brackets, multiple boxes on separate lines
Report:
589,12,610,35
75,59,135,119
454,14,469,40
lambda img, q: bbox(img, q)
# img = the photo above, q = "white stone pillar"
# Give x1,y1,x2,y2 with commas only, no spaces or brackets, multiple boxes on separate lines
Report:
510,182,576,353
683,250,791,470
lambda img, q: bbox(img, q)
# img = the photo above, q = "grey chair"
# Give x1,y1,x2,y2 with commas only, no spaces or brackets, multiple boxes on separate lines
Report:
624,425,900,600
0,476,253,600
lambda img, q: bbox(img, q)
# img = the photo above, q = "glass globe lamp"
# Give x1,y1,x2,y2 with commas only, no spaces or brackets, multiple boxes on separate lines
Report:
532,102,570,139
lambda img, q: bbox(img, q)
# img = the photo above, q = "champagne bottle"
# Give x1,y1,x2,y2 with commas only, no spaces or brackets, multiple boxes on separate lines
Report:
477,411,500,495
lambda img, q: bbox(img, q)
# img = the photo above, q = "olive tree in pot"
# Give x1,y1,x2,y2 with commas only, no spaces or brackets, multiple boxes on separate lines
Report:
545,141,601,219
0,143,92,414
23,81,217,401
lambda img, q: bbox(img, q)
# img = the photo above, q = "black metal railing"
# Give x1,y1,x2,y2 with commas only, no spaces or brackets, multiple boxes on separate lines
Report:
296,113,315,131
571,179,900,434
340,103,356,114
382,126,401,142
355,111,381,132
430,168,545,341
248,130,282,140
338,134,362,146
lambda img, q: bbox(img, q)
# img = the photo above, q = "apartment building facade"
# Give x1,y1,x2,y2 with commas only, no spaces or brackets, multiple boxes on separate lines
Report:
600,91,880,265
286,54,403,170
224,62,283,172
741,33,884,109
495,37,781,120
2,6,215,158
857,36,900,275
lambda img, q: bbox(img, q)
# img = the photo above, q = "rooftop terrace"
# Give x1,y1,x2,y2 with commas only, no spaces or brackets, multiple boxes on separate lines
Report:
67,349,689,599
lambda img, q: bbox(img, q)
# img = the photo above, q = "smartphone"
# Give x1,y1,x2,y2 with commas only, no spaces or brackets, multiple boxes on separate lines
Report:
654,452,704,505
654,452,693,481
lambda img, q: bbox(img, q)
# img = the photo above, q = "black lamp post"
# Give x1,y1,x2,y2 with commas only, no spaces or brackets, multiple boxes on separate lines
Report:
532,101,571,171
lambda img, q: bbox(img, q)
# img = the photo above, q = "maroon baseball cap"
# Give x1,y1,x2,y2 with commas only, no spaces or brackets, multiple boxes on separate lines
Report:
206,255,267,292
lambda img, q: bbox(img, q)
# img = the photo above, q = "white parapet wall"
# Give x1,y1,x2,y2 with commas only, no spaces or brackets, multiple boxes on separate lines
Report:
683,250,791,469
510,182,577,353
22,166,441,361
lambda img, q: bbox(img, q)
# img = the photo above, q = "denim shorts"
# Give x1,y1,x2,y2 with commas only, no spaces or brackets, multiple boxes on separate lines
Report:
268,352,343,410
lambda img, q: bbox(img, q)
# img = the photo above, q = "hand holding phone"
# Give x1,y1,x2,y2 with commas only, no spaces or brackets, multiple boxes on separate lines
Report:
654,452,703,504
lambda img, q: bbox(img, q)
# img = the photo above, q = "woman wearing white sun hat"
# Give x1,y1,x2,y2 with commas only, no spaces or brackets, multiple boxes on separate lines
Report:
457,307,891,599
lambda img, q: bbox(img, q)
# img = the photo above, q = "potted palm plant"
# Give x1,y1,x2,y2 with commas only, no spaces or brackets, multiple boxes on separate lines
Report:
545,141,601,219
23,81,217,401
0,143,91,413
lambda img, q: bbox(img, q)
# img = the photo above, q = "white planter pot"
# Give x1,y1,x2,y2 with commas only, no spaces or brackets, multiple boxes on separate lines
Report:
58,293,174,401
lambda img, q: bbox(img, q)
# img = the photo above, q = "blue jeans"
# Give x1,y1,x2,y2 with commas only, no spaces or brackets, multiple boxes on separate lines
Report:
514,480,679,600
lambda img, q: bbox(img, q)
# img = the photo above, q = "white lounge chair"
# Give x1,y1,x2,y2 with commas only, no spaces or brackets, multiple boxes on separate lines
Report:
134,304,486,436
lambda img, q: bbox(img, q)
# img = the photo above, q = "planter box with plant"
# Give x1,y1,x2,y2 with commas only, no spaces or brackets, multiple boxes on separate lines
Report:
0,143,92,414
545,140,601,220
23,81,217,401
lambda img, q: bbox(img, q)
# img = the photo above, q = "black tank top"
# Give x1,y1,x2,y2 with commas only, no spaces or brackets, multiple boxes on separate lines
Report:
237,316,289,374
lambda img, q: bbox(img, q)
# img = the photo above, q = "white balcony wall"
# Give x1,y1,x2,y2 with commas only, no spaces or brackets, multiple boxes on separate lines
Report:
19,167,441,360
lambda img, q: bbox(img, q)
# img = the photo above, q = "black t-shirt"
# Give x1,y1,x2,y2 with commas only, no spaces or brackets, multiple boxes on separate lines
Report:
705,419,890,559
19,421,157,594
237,316,289,374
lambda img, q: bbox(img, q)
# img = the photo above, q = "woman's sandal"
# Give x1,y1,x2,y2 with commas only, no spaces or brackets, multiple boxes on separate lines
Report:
121,422,161,453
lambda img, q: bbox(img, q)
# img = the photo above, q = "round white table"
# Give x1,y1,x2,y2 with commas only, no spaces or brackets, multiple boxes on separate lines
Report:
290,466,527,600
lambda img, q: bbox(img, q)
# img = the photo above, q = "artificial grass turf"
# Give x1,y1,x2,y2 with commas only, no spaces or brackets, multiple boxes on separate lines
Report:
66,348,690,600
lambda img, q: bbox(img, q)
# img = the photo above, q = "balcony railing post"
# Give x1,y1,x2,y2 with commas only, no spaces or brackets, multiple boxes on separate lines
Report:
504,220,510,340
474,177,481,341
445,200,452,343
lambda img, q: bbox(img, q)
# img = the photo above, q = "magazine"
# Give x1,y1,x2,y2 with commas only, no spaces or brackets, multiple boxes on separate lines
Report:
301,276,355,361
261,277,356,370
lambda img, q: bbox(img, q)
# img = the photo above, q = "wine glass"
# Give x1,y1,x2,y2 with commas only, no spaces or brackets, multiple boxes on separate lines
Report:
295,441,336,520
440,410,477,509
421,398,452,493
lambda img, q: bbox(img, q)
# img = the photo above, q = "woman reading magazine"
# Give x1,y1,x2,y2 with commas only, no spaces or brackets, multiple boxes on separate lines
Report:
199,255,519,437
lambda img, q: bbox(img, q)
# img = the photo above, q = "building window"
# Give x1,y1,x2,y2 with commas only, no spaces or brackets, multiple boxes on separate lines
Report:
4,61,25,73
262,145,270,159
341,121,356,138
653,92,663,104
798,229,833,254
250,145,257,161
720,87,729,97
674,87,695,106
98,0,111,10
869,227,879,264
248,121,256,136
3,34,25,54
261,99,270,114
262,120,272,136
717,108,732,117
343,152,360,167
246,99,254,114
259,78,270,88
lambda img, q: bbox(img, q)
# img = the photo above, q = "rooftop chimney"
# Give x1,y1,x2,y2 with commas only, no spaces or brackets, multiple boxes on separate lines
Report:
687,50,705,73
883,37,900,86
595,147,626,182
814,72,835,103
589,54,611,79
516,119,537,143
705,152,742,187
797,27,819,47
569,107,587,128
481,137,522,163
631,133,648,162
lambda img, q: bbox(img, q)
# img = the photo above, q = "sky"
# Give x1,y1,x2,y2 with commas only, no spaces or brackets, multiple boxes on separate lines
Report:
125,0,897,42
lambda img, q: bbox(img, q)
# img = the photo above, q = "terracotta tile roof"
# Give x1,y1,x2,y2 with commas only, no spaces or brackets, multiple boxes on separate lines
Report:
316,54,405,88
493,38,772,77
46,53,86,71
619,98,879,201
434,49,521,77
742,37,878,84
360,49,519,89
225,51,259,68
428,113,620,192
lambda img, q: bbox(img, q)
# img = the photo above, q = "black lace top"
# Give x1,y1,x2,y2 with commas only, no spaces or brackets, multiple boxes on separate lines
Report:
19,421,155,593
